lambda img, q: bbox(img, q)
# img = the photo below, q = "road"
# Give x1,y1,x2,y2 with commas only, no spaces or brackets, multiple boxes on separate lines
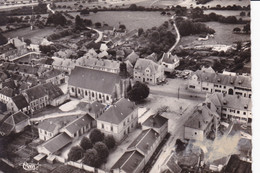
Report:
47,4,55,14
168,22,180,53
86,27,103,43
150,102,197,173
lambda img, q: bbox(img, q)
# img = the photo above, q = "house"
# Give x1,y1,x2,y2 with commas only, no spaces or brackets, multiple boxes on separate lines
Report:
60,114,94,138
7,94,30,114
37,132,72,156
188,70,252,98
184,105,220,141
97,98,137,142
0,43,17,60
160,52,180,73
39,69,66,86
8,37,27,57
85,101,106,119
111,150,145,173
52,57,76,74
0,88,15,104
145,53,158,62
0,111,30,136
23,82,67,112
38,120,63,141
128,128,161,163
125,50,139,65
68,66,130,104
142,114,168,139
205,93,252,124
160,153,182,173
134,59,165,85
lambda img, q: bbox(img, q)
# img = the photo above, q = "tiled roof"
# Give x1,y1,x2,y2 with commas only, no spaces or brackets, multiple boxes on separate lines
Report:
39,69,63,81
0,122,14,136
207,93,252,111
145,53,158,62
0,43,16,54
12,111,29,124
97,98,135,124
41,132,72,154
68,66,121,95
63,114,93,135
38,120,62,133
0,88,14,97
134,58,160,74
165,154,182,173
184,105,216,131
128,128,159,154
142,114,168,129
111,150,144,172
162,52,179,64
2,79,16,89
192,70,251,89
12,95,29,110
126,51,139,65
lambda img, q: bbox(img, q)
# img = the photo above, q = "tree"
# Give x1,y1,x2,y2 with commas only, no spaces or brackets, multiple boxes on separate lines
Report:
24,39,31,46
75,15,84,29
80,137,93,150
138,28,144,36
119,24,126,31
243,23,250,33
92,7,98,13
80,8,89,15
82,148,99,167
233,27,241,32
0,33,8,46
103,135,116,149
67,146,84,161
94,142,109,162
240,11,246,17
95,22,101,28
89,129,104,144
127,81,150,102
129,4,137,10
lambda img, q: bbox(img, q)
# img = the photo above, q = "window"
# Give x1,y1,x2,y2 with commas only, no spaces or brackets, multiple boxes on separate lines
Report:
99,94,101,99
111,126,113,132
195,132,197,135
230,109,235,113
102,124,104,129
106,96,109,100
237,110,240,114
71,87,75,92
78,89,81,94
123,121,126,126
224,86,226,89
127,118,130,122
222,108,227,111
189,85,195,89
85,91,88,96
92,92,95,97
243,112,247,115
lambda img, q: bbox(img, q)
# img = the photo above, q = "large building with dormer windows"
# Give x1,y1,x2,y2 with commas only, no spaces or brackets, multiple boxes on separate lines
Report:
134,59,165,85
188,70,251,98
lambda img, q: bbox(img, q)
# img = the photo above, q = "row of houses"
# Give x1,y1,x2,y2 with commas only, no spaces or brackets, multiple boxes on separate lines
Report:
111,113,168,173
188,69,251,98
183,92,252,142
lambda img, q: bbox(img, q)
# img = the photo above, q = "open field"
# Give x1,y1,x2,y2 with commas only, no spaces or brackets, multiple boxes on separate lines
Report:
137,0,250,8
70,11,169,30
3,27,56,44
179,21,250,47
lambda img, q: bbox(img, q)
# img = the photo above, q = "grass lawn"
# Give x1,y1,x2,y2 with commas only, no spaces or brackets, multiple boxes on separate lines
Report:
3,26,56,44
179,21,250,46
69,11,169,30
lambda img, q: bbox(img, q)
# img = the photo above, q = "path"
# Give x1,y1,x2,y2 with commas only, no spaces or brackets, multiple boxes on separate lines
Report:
168,17,181,53
30,110,84,122
47,4,55,14
86,27,103,43
11,51,41,61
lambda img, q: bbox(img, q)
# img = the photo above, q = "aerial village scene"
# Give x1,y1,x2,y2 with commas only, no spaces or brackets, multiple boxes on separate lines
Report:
0,0,252,172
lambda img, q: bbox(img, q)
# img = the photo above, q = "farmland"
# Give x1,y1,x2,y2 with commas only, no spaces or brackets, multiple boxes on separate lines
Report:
69,11,169,30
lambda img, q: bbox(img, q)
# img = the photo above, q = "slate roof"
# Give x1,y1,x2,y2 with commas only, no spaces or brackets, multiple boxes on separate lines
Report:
145,53,158,62
63,114,93,135
39,69,63,81
97,98,135,124
142,114,168,129
184,105,216,131
192,70,251,89
68,66,121,95
207,93,252,111
12,95,29,110
134,59,160,74
41,132,72,154
128,128,159,154
0,122,14,136
111,150,144,172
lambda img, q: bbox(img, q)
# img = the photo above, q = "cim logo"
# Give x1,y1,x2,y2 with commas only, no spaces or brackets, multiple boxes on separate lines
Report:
22,162,40,171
